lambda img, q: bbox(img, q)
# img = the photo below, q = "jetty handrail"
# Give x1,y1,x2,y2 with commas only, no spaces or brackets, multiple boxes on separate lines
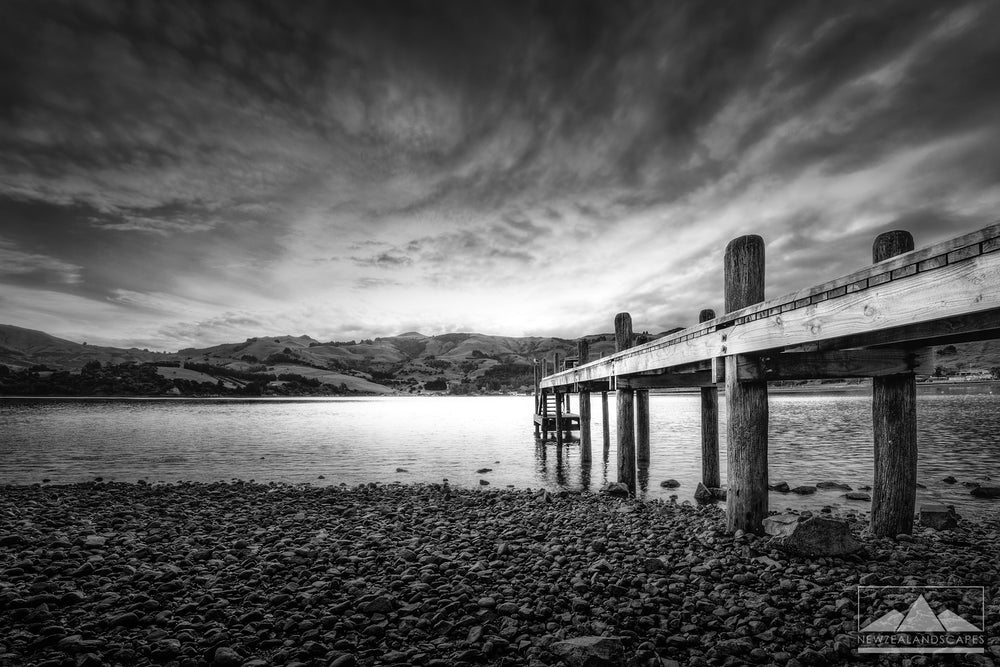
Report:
541,221,1000,389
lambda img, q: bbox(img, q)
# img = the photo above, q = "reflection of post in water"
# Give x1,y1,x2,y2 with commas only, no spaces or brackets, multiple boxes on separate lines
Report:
554,439,566,486
637,460,650,498
580,454,592,491
534,437,547,479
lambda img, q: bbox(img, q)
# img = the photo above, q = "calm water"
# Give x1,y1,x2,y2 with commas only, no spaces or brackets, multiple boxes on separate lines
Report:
2,387,999,519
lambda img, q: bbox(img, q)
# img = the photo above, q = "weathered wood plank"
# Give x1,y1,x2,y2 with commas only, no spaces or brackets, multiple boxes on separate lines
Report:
735,348,933,381
618,371,715,388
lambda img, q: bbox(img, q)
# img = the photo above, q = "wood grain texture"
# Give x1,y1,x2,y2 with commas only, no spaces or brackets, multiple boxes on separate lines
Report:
724,235,765,314
725,354,768,534
698,307,721,488
615,312,635,493
724,234,768,535
871,374,917,536
616,388,635,493
618,371,715,388
736,349,933,381
700,385,720,488
870,231,917,537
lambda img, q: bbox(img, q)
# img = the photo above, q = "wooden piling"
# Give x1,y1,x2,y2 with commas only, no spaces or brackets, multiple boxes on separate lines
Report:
533,360,541,436
636,390,650,464
615,312,636,493
871,230,917,537
601,391,610,455
699,308,720,488
578,339,592,463
541,360,550,441
724,235,769,534
554,388,564,447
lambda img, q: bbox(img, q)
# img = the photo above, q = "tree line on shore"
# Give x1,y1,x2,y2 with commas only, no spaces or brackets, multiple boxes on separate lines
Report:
0,362,356,397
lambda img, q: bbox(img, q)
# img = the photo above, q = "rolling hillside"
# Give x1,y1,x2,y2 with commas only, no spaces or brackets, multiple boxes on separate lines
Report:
2,323,998,397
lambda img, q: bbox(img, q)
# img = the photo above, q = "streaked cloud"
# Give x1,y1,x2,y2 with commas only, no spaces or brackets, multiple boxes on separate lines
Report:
1,0,998,348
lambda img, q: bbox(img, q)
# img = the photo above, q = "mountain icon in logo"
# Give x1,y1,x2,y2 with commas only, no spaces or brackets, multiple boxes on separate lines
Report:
861,594,982,633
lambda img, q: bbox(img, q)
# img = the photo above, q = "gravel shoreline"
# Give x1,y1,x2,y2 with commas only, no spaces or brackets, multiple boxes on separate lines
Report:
1,482,998,667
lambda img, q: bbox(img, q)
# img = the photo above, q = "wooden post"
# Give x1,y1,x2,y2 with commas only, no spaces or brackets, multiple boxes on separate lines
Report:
601,391,610,456
533,360,540,436
554,388,564,447
615,312,636,494
551,353,563,446
578,340,592,463
636,389,650,464
871,230,917,537
724,235,769,534
541,387,550,441
699,308,720,488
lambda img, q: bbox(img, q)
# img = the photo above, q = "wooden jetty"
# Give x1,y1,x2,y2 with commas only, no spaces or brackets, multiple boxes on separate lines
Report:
534,224,1000,537
533,353,581,446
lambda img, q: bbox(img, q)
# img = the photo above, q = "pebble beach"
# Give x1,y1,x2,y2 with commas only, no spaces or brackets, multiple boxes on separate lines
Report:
1,482,998,667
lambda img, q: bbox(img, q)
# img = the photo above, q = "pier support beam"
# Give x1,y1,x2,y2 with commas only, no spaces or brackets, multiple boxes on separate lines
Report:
601,391,610,456
871,230,918,537
615,312,636,494
724,235,769,534
533,360,541,437
578,339,592,463
636,390,650,464
699,308,721,488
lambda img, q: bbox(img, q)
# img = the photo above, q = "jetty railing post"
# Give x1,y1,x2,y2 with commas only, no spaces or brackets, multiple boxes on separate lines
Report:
699,308,721,488
724,235,769,534
615,312,636,494
578,339,592,463
871,230,918,537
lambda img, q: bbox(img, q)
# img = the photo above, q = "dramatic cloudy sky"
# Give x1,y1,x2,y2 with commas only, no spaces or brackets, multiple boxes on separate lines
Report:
2,0,999,349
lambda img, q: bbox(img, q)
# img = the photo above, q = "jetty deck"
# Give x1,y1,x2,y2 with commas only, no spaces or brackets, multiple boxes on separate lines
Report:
534,224,1000,536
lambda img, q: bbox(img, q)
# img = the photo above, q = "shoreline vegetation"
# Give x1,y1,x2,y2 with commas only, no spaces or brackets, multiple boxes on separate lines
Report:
1,359,997,400
1,482,998,667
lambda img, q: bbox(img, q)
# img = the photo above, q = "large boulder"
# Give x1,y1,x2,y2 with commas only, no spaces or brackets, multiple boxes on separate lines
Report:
550,636,625,666
763,514,862,557
919,504,959,531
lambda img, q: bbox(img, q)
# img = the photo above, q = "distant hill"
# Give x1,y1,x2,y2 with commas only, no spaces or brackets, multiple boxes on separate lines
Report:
0,324,630,396
2,323,997,397
0,324,162,369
